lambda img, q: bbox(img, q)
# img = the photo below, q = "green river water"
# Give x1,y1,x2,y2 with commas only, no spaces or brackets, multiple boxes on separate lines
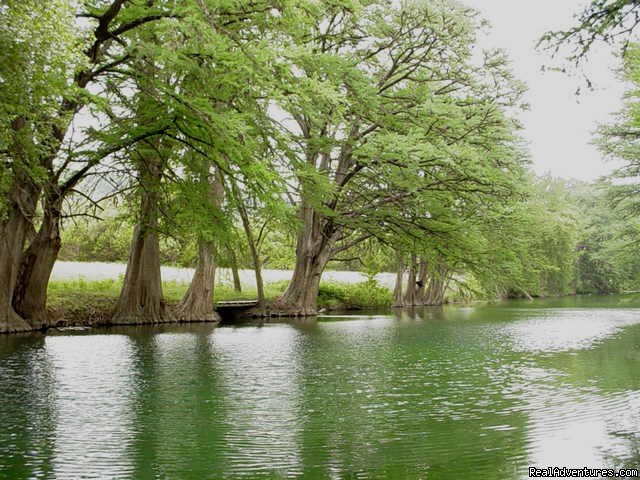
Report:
1,295,640,479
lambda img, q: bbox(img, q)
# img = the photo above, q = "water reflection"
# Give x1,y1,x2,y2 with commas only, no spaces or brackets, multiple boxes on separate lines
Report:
524,386,638,472
211,325,305,477
0,335,56,480
46,334,137,479
294,314,529,478
0,297,639,479
523,322,640,475
125,327,228,479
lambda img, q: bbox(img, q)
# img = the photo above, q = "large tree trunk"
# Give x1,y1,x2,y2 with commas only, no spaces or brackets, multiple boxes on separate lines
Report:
393,259,405,307
112,223,169,324
270,207,334,316
176,241,220,322
423,265,450,306
253,258,265,306
395,257,433,307
424,276,438,305
0,191,38,333
403,255,418,306
273,250,329,316
176,167,224,323
415,260,428,305
12,193,63,329
112,157,172,325
0,119,42,333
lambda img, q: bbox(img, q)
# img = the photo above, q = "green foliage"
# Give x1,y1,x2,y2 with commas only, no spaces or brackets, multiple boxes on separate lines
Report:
0,0,80,141
573,182,640,293
11,0,640,320
597,44,640,216
253,226,297,270
327,239,396,276
541,0,640,62
449,175,581,299
582,44,640,293
59,212,200,267
318,280,393,310
0,0,81,217
60,215,134,264
273,0,528,248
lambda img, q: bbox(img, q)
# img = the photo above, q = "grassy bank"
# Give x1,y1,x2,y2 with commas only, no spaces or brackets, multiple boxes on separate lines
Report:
46,278,394,325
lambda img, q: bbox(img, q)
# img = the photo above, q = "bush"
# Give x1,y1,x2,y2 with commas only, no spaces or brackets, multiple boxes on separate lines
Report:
318,279,392,310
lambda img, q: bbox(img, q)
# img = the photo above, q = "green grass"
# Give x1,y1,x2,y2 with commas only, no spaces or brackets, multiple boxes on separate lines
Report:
47,277,393,323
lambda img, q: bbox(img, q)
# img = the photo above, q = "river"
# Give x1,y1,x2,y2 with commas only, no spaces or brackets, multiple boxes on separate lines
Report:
1,295,639,479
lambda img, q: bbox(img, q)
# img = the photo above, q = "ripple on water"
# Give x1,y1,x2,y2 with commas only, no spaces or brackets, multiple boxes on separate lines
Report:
502,309,640,353
0,303,639,479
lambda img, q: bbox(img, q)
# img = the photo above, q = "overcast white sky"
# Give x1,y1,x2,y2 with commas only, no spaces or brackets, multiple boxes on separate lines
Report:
462,0,627,181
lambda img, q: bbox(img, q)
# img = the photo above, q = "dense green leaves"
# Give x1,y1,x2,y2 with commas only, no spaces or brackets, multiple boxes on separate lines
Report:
5,0,637,323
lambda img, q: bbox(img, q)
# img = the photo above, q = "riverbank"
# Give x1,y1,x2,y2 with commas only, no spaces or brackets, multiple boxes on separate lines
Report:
46,277,393,327
31,261,590,330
